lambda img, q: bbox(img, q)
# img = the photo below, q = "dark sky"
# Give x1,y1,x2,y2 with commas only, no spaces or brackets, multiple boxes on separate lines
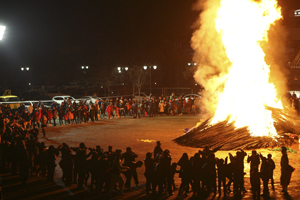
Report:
0,0,198,76
0,0,299,87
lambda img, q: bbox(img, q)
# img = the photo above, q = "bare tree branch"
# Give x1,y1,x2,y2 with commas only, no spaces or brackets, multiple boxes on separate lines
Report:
129,66,149,103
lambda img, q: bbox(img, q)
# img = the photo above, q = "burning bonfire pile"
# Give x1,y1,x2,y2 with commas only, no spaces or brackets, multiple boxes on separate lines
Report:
174,107,300,150
174,0,300,150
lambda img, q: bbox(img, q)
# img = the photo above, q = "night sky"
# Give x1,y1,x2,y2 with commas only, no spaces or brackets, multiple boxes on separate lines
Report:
0,0,299,87
0,0,198,85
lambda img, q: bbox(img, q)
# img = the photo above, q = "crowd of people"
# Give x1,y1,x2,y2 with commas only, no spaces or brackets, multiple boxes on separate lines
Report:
0,93,200,137
0,93,295,199
0,124,294,199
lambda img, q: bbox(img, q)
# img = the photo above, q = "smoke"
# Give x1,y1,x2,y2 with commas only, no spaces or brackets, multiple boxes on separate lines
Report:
191,0,229,117
191,0,288,117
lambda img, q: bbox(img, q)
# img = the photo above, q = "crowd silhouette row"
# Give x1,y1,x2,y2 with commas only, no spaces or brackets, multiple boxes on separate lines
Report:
0,125,294,199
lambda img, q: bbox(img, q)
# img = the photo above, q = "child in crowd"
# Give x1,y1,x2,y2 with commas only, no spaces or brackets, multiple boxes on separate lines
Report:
114,105,120,118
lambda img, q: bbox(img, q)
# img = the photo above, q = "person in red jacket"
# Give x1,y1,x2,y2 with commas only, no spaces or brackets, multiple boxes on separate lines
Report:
114,105,120,119
106,103,113,119
47,108,53,127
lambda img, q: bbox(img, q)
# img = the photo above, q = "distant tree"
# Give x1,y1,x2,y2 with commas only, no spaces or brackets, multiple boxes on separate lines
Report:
129,66,149,104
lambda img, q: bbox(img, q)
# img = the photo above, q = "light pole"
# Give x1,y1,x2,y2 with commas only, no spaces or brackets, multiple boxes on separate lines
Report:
117,66,129,85
21,67,30,71
81,66,89,90
117,66,129,73
21,67,30,99
143,65,157,94
81,66,89,74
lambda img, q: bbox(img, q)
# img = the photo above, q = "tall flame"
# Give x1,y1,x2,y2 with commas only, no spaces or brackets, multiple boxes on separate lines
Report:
192,0,283,138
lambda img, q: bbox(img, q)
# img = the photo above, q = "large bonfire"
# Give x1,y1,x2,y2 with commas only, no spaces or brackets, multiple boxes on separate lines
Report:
174,0,300,150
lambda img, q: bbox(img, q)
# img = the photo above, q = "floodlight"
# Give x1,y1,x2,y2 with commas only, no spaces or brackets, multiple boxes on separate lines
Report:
0,26,6,40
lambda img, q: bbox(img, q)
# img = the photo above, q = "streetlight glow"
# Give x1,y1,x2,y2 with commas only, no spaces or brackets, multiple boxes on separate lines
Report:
188,63,191,65
153,65,157,70
143,66,147,70
81,66,84,69
125,67,128,71
117,67,121,71
86,66,88,69
0,26,6,40
118,70,121,73
194,63,197,65
26,67,29,71
21,68,24,71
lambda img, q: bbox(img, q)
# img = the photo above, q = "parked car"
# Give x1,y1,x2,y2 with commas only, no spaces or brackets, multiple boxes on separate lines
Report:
76,96,101,104
52,95,76,105
133,92,150,102
183,94,201,101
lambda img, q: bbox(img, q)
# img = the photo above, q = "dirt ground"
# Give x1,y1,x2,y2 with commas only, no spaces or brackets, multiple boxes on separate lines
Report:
2,115,300,200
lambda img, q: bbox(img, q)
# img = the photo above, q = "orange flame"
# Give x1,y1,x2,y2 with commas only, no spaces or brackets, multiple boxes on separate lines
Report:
193,0,283,138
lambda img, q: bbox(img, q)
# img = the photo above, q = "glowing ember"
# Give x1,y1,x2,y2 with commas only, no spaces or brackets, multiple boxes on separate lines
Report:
138,139,156,143
192,0,283,138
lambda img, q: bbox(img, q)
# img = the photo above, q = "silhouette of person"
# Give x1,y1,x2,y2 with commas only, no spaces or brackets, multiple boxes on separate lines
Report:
280,146,291,194
267,154,275,190
217,158,227,197
260,155,271,196
250,166,261,199
144,152,155,195
177,153,192,196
